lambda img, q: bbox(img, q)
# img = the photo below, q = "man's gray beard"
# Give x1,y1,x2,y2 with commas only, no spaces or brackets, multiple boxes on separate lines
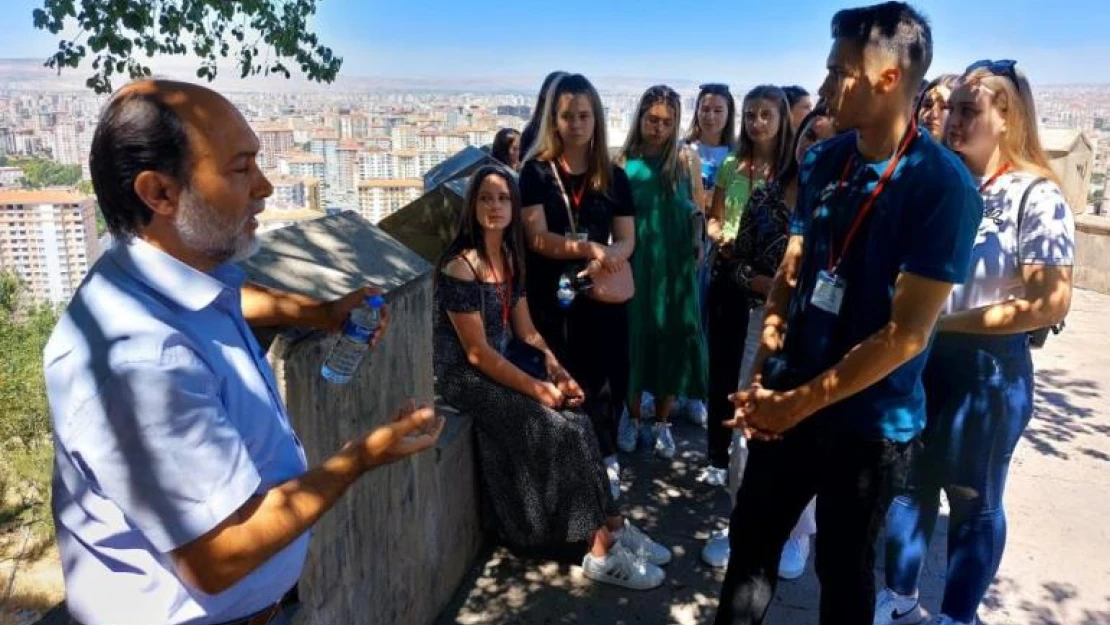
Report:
174,187,262,265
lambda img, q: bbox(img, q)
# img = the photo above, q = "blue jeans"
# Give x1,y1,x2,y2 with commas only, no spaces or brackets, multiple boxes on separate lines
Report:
884,332,1034,623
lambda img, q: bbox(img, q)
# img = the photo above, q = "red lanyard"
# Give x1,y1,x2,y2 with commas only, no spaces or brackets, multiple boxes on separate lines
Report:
825,123,919,272
979,162,1012,193
490,254,513,328
559,157,588,210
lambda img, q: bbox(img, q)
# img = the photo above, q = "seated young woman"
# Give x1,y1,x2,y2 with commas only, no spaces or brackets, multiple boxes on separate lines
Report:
433,164,670,590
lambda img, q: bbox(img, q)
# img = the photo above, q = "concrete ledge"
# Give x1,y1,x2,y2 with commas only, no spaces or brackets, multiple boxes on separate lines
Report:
246,215,482,625
1075,214,1110,295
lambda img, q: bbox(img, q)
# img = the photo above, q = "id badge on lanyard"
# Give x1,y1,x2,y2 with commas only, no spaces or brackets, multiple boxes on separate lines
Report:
810,123,919,318
811,270,846,314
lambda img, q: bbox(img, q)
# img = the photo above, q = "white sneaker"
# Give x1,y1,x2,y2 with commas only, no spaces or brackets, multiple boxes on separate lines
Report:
684,400,708,426
582,543,665,590
874,588,926,625
615,519,672,566
696,466,728,487
700,527,730,568
617,409,638,453
604,455,621,501
654,423,676,459
778,535,810,580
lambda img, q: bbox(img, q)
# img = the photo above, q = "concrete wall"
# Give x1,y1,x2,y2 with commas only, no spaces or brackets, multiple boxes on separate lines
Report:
1075,214,1110,295
1049,144,1093,214
243,213,482,625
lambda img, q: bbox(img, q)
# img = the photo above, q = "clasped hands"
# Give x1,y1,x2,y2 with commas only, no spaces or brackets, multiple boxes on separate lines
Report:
582,242,626,277
537,358,586,410
722,326,815,441
723,383,810,442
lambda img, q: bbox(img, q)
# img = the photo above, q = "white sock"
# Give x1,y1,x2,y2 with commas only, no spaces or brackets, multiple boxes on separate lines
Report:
603,455,619,471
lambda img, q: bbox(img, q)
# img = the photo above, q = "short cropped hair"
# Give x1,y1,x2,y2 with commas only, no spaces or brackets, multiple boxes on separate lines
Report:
90,86,192,239
831,2,933,91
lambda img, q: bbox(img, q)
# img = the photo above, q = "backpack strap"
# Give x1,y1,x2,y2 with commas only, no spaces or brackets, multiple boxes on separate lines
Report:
1015,176,1048,244
1014,176,1065,345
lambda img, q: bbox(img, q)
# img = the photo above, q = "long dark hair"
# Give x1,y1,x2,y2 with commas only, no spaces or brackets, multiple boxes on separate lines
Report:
776,107,829,186
490,128,520,168
781,85,809,109
735,84,794,177
436,165,527,289
521,71,568,146
684,84,737,149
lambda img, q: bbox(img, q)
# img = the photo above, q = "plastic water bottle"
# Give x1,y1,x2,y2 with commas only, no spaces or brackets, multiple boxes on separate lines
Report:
321,295,385,384
556,275,575,308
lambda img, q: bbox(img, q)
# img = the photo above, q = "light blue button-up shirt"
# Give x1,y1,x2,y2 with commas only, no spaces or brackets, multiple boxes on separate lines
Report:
44,238,310,625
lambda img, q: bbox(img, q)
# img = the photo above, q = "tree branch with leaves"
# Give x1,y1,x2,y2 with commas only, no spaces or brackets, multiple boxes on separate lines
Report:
32,0,343,94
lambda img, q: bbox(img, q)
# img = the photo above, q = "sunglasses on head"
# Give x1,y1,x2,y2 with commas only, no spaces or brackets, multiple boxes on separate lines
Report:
966,59,1019,88
699,83,731,95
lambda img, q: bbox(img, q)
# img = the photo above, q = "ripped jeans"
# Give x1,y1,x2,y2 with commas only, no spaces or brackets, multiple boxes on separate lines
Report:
883,332,1034,624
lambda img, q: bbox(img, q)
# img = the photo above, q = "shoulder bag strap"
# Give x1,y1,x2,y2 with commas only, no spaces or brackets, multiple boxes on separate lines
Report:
1016,177,1048,243
548,160,578,235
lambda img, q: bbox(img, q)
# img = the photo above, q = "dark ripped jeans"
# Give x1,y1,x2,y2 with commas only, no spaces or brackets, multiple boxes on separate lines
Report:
883,333,1034,624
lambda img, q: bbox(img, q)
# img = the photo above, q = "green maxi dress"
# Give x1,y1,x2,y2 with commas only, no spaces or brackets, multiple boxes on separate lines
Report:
624,155,709,401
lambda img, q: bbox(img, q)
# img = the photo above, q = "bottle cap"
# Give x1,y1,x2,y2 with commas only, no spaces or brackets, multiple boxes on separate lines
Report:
364,294,385,308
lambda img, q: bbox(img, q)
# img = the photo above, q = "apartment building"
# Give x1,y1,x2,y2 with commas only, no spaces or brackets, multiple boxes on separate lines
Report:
0,188,100,306
357,179,422,224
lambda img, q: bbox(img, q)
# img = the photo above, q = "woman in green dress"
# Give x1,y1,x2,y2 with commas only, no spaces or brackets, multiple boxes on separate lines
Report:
617,85,708,460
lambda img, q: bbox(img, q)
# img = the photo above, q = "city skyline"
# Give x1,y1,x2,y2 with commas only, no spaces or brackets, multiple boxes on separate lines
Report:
2,0,1110,91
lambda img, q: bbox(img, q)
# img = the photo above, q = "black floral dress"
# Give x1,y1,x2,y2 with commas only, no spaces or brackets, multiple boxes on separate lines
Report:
434,272,617,549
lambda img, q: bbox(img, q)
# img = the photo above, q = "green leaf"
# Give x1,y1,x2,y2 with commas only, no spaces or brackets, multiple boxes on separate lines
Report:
32,0,344,94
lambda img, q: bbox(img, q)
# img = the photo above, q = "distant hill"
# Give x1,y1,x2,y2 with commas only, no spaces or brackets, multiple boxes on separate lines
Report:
0,58,706,95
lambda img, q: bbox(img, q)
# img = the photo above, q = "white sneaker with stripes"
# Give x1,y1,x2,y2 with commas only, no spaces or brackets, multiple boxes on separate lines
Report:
582,543,665,590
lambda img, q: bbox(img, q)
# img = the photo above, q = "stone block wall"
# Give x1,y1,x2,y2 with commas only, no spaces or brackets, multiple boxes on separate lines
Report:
242,213,483,625
1075,214,1110,295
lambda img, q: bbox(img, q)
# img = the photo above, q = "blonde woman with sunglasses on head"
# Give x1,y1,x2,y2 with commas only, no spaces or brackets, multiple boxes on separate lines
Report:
876,59,1075,625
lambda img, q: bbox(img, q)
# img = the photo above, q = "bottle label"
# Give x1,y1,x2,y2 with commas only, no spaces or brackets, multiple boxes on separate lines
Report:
342,318,375,343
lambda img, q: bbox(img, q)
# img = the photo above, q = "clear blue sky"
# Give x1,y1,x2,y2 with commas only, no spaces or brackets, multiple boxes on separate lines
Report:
2,0,1108,87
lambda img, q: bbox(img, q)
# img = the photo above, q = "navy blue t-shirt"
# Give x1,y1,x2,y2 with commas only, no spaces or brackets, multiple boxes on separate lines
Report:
767,129,983,442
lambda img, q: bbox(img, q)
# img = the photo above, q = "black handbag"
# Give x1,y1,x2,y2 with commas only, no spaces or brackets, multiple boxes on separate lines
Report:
504,337,549,381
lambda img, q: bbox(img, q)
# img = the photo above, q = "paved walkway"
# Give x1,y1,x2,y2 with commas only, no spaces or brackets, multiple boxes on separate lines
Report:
435,288,1110,625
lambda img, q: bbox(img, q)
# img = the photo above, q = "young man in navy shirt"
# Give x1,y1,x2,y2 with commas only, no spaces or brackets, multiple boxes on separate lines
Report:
712,3,983,625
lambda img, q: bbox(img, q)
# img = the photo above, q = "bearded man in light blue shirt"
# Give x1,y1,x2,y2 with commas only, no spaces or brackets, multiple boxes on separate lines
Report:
43,80,443,625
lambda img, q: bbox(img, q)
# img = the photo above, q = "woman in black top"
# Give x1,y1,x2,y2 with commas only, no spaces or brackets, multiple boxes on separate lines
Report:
519,73,636,500
434,165,668,590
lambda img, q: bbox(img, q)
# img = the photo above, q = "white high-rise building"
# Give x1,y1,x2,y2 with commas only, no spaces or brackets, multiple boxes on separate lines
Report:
52,123,81,165
357,151,394,180
0,189,100,306
357,180,422,224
